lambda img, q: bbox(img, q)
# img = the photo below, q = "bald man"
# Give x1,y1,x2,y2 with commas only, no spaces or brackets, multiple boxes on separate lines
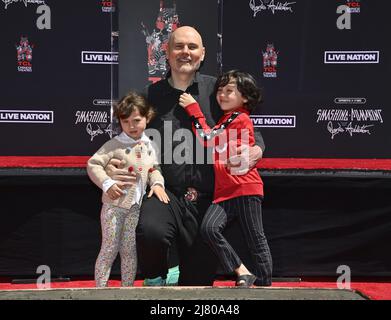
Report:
107,26,266,286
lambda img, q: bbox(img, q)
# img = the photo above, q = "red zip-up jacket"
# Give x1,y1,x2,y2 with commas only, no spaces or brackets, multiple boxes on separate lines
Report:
185,102,264,204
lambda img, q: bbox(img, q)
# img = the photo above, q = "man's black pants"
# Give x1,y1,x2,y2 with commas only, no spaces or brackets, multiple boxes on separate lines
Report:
136,193,218,286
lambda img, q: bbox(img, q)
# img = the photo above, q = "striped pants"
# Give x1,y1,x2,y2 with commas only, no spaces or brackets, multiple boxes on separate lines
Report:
200,196,272,285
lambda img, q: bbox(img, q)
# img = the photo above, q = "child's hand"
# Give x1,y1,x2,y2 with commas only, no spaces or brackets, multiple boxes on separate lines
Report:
179,93,196,108
148,185,170,204
106,183,125,200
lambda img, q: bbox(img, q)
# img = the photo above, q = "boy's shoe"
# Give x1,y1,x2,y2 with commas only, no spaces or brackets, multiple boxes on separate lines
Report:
235,274,257,287
143,276,166,286
165,265,180,286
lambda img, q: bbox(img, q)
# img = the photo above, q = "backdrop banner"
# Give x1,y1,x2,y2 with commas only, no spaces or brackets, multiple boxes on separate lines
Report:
221,0,390,159
0,0,115,156
1,0,390,167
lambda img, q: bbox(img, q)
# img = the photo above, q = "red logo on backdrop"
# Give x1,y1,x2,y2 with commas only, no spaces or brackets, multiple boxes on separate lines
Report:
16,36,34,73
101,0,115,13
141,0,180,83
346,0,361,13
262,43,278,78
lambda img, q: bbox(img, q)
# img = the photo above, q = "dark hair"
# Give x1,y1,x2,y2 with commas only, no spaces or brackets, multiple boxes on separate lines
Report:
114,91,155,121
215,70,262,112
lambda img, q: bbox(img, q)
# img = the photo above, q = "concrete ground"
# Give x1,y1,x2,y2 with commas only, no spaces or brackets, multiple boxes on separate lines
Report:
0,286,367,300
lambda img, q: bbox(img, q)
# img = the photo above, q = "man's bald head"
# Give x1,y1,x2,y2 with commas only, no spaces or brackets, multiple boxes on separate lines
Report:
168,26,204,49
167,26,205,77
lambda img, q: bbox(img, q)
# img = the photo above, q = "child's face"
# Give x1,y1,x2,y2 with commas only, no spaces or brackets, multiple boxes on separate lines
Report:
120,108,148,140
216,79,248,114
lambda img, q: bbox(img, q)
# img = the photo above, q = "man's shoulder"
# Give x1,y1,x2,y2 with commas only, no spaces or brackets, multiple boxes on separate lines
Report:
197,73,217,84
197,74,217,98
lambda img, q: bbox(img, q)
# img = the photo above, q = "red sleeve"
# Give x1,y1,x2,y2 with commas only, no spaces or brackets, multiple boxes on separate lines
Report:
184,102,215,147
185,104,248,149
229,114,263,168
235,115,263,168
184,102,205,119
229,114,255,146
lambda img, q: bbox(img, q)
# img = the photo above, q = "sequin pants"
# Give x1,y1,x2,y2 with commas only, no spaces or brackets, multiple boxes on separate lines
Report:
95,203,140,287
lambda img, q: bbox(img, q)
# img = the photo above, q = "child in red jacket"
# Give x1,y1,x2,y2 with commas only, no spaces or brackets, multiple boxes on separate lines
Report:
179,70,272,287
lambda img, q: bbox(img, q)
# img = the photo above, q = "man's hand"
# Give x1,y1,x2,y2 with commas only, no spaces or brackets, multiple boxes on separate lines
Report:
106,183,125,200
105,158,137,185
148,185,170,204
179,93,196,108
227,144,263,175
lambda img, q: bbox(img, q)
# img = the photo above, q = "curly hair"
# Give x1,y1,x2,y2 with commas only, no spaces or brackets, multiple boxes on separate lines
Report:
114,91,155,121
215,70,262,113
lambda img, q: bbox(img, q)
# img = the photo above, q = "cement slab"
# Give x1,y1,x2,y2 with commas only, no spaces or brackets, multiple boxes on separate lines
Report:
0,286,367,300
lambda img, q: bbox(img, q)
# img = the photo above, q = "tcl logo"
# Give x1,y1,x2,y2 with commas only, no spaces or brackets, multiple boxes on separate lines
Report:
17,61,32,67
102,1,113,7
347,2,360,7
